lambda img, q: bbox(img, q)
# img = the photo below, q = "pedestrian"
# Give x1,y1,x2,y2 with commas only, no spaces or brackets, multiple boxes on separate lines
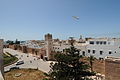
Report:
30,60,32,63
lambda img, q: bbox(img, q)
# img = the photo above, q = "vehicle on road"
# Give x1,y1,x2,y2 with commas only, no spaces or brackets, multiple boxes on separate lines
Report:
10,67,19,70
16,61,24,65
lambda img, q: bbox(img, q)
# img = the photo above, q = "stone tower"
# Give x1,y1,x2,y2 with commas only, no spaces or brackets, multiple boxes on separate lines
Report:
80,35,82,39
0,39,4,76
45,33,53,60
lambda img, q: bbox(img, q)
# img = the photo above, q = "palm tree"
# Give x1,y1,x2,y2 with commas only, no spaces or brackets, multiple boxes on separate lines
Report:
89,55,95,72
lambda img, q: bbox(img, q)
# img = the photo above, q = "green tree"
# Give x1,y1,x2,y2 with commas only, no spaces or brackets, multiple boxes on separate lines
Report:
49,38,95,80
15,39,20,44
6,40,14,45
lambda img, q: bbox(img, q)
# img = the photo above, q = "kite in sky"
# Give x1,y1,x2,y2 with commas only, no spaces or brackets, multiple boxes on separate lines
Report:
72,16,79,20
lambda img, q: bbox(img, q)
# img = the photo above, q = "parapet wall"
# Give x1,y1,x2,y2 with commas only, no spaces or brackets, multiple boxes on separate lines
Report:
8,44,47,59
93,60,105,74
105,59,120,80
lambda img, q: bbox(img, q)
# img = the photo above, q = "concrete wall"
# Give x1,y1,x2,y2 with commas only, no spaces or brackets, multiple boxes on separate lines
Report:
105,59,120,80
8,44,20,50
8,44,46,59
9,45,15,50
93,60,105,74
0,39,4,77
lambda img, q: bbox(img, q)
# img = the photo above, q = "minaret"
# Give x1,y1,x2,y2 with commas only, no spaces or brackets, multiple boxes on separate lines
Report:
45,33,53,60
80,35,82,40
0,39,4,76
79,35,85,43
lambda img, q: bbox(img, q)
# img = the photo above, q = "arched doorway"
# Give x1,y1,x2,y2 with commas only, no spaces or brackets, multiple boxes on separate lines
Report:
32,49,35,54
35,51,38,55
82,51,85,56
41,55,43,59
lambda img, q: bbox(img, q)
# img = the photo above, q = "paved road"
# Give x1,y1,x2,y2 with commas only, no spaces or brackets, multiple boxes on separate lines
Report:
4,48,52,73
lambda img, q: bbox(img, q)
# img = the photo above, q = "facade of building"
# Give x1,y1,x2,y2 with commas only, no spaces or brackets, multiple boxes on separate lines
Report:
6,34,120,61
86,38,120,59
53,37,120,59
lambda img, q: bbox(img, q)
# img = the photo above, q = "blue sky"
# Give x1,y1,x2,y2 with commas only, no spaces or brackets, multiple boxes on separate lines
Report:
0,0,120,41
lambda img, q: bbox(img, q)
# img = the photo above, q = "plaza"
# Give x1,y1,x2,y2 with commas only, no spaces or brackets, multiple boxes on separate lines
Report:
4,48,51,73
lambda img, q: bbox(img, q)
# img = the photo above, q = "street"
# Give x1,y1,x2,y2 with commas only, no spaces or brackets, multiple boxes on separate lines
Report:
4,48,52,73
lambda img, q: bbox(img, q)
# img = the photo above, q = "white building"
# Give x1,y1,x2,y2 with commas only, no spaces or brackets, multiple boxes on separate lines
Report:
86,38,120,59
52,37,120,59
53,44,70,53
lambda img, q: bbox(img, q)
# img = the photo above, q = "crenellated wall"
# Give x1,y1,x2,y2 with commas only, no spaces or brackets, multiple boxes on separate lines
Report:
8,44,47,59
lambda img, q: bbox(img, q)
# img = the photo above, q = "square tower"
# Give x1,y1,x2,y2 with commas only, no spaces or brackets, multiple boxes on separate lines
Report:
45,33,53,60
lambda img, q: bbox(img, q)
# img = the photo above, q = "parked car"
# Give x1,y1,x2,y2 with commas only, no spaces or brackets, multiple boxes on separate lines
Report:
16,61,24,65
10,67,19,70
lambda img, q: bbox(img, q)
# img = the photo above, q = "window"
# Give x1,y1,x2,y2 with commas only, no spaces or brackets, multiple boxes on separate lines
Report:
90,41,94,44
100,41,103,45
93,50,95,54
103,41,106,45
100,51,103,55
99,57,104,60
88,50,90,53
82,51,85,56
108,42,110,44
63,49,65,52
109,51,112,54
96,41,99,44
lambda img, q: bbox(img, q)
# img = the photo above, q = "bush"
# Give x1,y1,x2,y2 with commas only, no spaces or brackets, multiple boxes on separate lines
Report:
3,53,18,65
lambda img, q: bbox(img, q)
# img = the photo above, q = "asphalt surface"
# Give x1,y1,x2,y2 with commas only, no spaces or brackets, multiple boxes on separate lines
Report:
4,48,52,73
